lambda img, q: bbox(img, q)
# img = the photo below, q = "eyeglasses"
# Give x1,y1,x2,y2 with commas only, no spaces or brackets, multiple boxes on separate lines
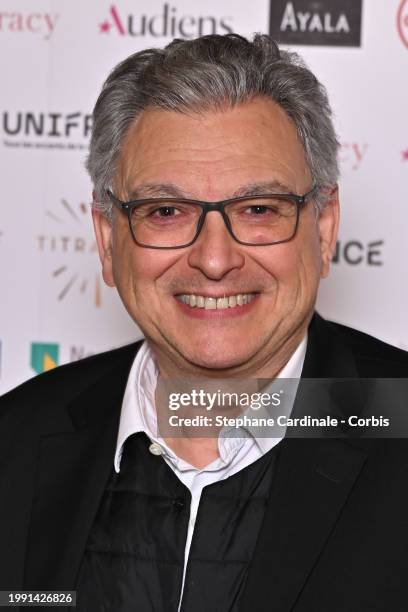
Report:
106,184,317,249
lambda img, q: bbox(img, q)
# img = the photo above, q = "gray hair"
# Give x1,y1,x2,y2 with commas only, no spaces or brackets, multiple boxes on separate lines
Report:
87,33,339,217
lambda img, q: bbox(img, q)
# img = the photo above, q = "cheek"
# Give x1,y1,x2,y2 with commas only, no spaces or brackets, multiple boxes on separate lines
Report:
257,243,305,283
112,252,149,302
111,240,181,306
261,233,322,292
109,226,145,303
295,216,323,273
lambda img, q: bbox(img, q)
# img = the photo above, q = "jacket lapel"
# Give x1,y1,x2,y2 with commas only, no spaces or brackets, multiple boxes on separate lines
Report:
240,438,368,612
240,314,373,612
23,349,138,590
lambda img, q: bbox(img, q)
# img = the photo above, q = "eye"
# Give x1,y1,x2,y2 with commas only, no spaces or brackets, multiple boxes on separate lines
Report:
151,206,180,217
132,203,184,220
241,203,281,218
246,205,279,216
232,197,295,219
131,201,200,226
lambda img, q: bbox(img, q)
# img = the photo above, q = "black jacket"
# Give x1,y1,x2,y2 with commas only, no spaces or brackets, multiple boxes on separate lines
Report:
1,313,408,611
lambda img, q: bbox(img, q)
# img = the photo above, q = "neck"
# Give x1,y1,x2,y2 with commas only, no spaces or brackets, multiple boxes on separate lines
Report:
163,436,220,469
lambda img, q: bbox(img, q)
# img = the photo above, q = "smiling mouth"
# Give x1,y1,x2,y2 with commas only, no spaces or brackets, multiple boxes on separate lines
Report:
175,293,257,310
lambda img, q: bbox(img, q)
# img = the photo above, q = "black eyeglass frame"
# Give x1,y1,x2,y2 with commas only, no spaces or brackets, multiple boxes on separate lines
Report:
106,184,318,249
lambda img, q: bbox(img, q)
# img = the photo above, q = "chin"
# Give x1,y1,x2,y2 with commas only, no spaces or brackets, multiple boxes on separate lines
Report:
180,341,254,373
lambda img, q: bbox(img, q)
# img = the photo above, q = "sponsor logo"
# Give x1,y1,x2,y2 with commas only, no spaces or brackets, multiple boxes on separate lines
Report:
99,3,233,37
0,10,58,39
31,342,59,374
339,142,368,171
332,240,384,266
36,198,101,306
402,148,408,161
397,0,408,49
70,345,95,361
269,0,362,47
2,111,92,151
30,343,103,373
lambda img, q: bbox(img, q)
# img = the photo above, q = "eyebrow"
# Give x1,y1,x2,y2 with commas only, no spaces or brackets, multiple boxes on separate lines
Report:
127,183,185,199
233,181,293,197
126,180,295,201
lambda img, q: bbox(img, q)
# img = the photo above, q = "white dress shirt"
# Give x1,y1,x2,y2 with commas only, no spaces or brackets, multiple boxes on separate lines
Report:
114,337,307,608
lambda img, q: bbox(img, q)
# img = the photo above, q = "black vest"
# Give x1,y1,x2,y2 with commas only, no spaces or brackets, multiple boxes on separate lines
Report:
76,433,278,612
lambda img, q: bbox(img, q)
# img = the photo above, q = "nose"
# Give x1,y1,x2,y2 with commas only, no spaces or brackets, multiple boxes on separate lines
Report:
187,211,245,280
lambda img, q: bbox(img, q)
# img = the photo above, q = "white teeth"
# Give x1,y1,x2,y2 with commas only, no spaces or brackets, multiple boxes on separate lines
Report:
217,297,229,309
205,297,217,310
179,293,255,310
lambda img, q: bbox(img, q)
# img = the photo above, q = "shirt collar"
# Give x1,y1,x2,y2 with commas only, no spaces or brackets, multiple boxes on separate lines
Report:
114,335,307,472
114,341,158,472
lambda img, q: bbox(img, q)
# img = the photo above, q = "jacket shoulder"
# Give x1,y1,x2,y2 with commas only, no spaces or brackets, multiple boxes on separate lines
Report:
328,320,408,375
0,341,143,414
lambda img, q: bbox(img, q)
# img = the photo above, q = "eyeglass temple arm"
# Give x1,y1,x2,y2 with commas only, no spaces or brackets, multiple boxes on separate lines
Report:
106,189,124,210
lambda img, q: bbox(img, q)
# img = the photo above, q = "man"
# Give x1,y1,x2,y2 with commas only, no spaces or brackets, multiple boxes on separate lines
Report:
1,33,408,611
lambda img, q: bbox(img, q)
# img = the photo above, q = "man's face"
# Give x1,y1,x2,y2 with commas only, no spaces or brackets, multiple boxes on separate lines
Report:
94,97,338,375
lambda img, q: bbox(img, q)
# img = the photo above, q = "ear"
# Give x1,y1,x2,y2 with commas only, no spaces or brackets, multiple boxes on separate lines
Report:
92,207,116,288
318,185,340,278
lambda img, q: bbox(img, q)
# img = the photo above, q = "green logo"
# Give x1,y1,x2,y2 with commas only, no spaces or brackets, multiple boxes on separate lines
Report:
31,343,59,374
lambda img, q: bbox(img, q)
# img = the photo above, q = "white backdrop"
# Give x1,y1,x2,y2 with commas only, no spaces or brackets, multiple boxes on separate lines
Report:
1,0,407,393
